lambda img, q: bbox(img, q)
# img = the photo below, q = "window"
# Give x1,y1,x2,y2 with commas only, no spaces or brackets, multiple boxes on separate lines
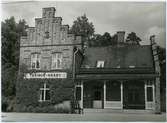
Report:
94,91,101,100
147,87,153,101
23,58,30,67
76,87,81,100
49,12,52,17
45,31,49,39
39,83,50,102
97,61,104,68
106,82,121,101
31,53,40,69
52,53,62,69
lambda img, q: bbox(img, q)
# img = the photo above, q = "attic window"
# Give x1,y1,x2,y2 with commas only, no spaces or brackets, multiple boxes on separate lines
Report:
97,61,104,68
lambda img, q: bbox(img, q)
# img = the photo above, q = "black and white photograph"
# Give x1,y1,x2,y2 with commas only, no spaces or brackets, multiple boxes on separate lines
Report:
1,0,166,122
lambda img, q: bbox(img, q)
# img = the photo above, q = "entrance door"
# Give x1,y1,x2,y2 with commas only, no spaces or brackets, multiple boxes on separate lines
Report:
83,85,93,108
93,86,103,108
83,82,103,108
123,81,145,109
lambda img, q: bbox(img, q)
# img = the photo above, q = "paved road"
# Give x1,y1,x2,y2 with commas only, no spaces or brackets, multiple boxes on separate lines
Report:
1,112,166,122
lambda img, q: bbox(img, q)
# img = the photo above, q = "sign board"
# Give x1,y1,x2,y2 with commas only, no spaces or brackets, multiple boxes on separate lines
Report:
24,72,67,79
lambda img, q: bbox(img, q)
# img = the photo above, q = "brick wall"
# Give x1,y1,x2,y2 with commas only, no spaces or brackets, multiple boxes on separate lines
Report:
19,7,82,71
17,7,82,113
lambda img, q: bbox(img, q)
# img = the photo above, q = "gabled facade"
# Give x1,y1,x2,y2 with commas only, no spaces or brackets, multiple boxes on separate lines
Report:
16,7,82,113
17,7,161,114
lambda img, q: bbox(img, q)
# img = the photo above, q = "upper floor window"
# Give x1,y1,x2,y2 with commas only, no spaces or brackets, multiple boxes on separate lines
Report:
52,53,62,69
31,53,40,69
45,31,49,39
97,61,105,68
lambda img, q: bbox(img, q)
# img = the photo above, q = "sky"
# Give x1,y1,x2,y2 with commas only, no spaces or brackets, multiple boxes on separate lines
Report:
1,1,166,47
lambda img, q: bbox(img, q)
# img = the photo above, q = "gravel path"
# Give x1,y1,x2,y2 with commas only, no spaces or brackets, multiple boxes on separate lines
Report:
1,112,166,122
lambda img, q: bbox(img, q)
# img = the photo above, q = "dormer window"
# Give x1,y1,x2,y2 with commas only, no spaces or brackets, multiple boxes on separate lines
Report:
129,65,135,68
97,61,105,68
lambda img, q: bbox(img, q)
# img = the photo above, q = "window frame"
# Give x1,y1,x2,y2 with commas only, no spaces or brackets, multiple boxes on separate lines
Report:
146,81,154,102
75,87,81,101
96,60,105,68
39,83,50,102
51,52,62,69
146,86,153,102
31,53,41,70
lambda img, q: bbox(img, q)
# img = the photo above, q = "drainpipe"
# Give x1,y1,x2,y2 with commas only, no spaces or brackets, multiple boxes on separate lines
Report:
72,47,79,112
73,48,79,80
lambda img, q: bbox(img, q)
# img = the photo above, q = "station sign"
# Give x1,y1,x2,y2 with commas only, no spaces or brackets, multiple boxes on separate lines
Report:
24,72,67,79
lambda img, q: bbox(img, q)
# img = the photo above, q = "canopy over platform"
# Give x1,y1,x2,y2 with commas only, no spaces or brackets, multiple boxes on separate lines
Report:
76,73,158,80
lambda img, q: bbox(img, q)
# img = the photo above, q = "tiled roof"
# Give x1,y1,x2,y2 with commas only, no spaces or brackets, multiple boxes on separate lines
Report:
81,45,154,69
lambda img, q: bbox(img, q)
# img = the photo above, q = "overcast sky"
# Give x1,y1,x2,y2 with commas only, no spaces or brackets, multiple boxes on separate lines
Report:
1,1,166,47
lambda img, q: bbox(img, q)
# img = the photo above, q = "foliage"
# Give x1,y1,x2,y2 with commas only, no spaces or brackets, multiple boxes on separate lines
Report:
16,77,73,113
1,16,28,111
70,14,95,44
2,64,17,97
89,32,117,47
125,32,141,45
15,65,74,113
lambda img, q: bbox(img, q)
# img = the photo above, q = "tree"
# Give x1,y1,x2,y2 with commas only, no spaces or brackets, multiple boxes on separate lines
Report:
100,32,112,46
89,34,102,47
126,32,141,45
1,16,28,111
89,32,118,47
70,14,95,44
110,34,118,45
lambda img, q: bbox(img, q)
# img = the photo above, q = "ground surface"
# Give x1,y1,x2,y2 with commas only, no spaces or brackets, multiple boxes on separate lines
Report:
1,112,166,122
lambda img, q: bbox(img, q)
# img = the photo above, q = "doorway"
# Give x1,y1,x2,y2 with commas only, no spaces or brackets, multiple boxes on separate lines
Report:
123,81,145,109
83,82,103,108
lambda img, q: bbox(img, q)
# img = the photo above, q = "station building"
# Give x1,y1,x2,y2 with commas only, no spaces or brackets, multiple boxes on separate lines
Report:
17,7,161,113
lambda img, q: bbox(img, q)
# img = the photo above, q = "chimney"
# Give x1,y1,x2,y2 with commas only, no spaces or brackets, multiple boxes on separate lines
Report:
117,31,125,43
42,7,56,18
